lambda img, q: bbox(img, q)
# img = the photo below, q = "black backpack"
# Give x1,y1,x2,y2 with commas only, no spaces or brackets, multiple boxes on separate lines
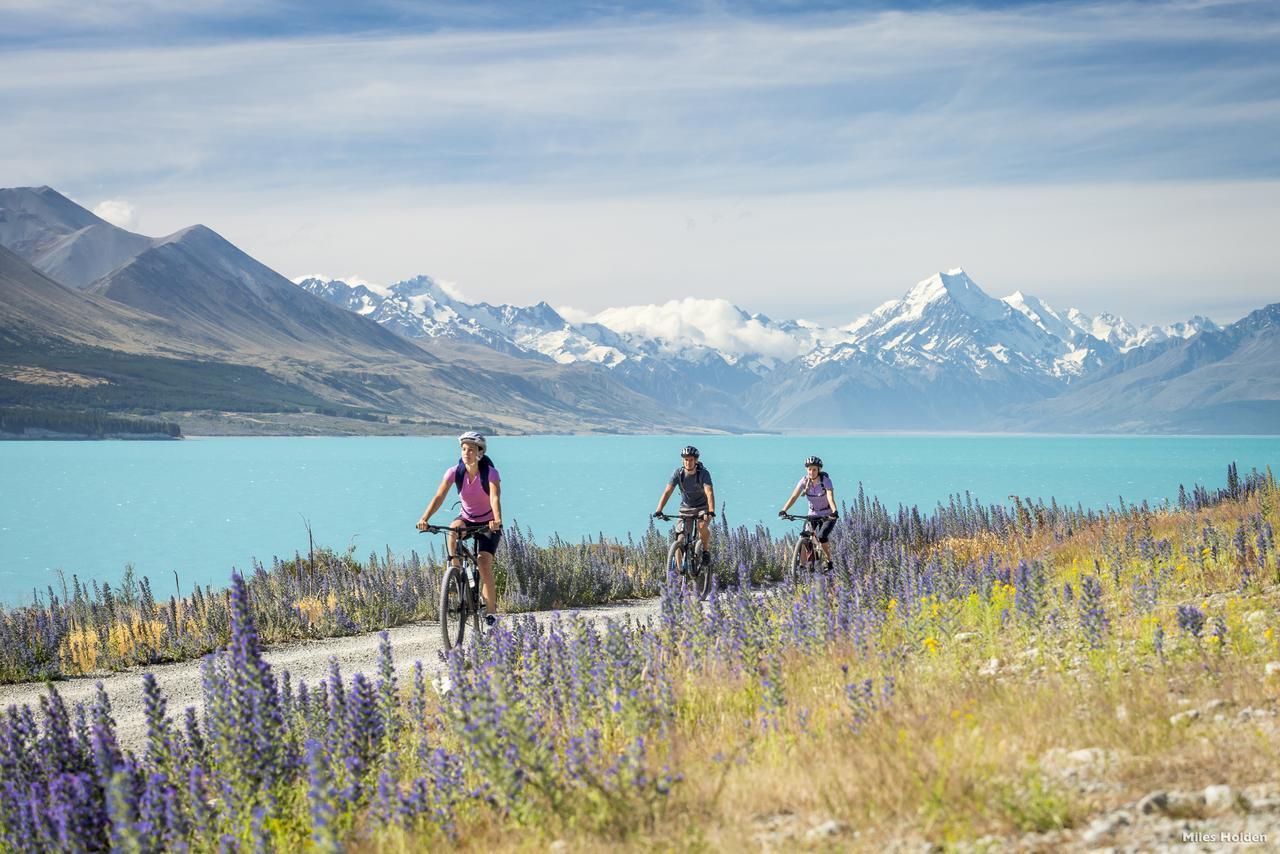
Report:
454,454,494,493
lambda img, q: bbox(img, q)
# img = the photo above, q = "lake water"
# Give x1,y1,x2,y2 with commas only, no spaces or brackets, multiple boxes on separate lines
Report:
2,434,1278,606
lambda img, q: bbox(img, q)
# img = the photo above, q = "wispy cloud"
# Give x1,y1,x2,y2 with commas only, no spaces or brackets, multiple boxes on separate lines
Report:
4,2,1278,191
1,1,1277,324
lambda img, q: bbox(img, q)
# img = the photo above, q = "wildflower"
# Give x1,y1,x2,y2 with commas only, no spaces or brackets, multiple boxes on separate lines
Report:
1177,605,1206,639
1078,576,1109,649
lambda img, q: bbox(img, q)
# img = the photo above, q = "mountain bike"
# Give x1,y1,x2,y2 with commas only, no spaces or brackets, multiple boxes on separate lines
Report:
654,510,713,599
420,522,494,650
780,512,835,583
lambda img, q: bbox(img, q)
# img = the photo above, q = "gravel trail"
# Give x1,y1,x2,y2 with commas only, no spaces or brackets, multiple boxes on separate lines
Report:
0,597,664,751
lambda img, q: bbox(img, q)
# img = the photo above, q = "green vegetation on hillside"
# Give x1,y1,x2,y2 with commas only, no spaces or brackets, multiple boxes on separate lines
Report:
0,406,181,438
0,341,393,424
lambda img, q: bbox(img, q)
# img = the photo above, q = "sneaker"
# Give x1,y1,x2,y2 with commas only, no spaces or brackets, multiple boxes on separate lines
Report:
823,561,834,574
485,613,499,627
700,550,711,567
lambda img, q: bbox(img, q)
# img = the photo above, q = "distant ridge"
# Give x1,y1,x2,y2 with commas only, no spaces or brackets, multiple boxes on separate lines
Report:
2,184,1274,434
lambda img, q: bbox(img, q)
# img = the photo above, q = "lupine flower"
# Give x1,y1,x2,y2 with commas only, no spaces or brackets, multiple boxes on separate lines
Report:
1177,605,1206,639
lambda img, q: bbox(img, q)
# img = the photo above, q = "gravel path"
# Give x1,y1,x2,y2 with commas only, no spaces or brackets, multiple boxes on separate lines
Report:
0,597,665,751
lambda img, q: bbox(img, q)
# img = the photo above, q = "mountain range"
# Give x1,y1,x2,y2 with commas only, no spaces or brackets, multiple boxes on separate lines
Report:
2,185,1276,434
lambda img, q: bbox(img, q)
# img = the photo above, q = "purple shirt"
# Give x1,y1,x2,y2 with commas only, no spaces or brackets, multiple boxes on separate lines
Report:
443,465,501,522
796,473,834,516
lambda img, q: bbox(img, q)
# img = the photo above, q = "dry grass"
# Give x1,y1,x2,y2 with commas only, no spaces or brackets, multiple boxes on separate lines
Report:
441,482,1280,851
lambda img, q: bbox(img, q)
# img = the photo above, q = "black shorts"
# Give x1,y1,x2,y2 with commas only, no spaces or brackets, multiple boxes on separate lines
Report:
456,517,502,555
809,516,836,543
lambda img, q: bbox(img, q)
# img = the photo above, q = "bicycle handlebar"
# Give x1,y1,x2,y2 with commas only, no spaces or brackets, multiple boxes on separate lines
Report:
419,523,498,535
652,510,713,522
779,512,838,522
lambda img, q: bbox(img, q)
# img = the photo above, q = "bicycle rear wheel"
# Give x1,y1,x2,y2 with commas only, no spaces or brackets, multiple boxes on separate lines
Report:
439,564,467,650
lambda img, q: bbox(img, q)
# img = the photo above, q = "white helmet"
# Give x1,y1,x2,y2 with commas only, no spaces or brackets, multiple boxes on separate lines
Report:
458,430,487,451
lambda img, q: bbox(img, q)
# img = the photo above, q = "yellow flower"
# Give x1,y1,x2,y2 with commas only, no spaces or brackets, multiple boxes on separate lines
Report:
924,636,939,654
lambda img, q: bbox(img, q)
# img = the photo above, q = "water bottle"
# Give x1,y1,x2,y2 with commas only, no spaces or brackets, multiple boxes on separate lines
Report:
466,563,476,589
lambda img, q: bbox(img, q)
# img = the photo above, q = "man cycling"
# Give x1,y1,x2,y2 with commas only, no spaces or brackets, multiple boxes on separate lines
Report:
779,455,837,572
654,445,716,567
416,431,504,626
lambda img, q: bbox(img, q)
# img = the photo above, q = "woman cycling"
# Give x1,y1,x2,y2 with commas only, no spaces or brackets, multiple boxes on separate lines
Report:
779,455,837,572
416,431,504,626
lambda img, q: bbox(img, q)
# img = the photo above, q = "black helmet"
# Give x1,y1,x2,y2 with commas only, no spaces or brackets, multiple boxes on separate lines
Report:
681,445,700,458
804,455,822,468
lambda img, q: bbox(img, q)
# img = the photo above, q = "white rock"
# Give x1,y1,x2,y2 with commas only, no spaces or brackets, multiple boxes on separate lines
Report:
1170,709,1201,726
1265,662,1280,678
1204,784,1235,813
804,820,848,841
1204,698,1231,712
954,632,979,643
978,658,1001,676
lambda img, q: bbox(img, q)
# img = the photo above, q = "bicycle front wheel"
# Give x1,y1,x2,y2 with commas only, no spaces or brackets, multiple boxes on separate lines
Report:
789,537,814,584
666,539,684,579
439,565,467,650
687,538,713,599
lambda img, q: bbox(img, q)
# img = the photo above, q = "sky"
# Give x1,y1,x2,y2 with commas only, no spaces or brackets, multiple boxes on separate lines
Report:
2,0,1278,325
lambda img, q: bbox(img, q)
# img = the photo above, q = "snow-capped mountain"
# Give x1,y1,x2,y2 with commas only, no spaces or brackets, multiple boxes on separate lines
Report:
296,274,634,364
803,269,1111,381
1064,309,1219,352
294,267,1223,430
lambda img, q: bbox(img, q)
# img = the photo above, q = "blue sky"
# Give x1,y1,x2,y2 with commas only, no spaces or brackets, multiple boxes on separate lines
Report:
2,0,1278,324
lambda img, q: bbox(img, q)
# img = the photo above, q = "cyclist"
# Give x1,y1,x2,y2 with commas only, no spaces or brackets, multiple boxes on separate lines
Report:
654,445,716,567
779,455,837,572
416,431,504,626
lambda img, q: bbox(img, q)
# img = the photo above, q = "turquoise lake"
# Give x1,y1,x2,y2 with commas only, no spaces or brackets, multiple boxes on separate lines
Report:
2,434,1278,606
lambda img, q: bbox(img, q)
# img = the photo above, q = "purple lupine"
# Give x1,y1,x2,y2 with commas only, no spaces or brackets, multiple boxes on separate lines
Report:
306,738,340,851
1177,604,1206,639
376,631,400,751
1078,576,1108,649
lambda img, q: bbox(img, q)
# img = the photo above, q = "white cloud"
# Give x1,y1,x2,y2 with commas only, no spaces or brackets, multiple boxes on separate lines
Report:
91,198,138,229
433,278,474,303
555,305,593,324
4,3,1274,326
590,298,809,358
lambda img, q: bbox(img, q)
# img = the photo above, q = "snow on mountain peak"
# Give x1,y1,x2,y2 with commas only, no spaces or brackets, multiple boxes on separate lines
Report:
293,274,390,297
889,269,1008,325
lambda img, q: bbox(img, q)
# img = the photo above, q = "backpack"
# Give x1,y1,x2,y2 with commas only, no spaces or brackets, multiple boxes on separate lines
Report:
454,454,494,493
